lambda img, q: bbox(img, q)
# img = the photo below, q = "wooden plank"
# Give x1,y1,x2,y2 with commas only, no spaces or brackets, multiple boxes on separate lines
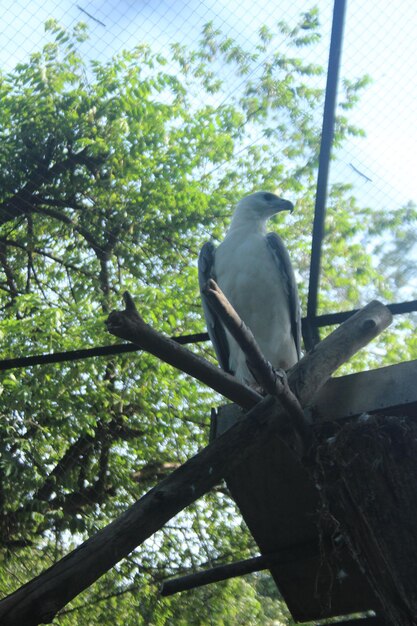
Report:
272,546,379,622
213,361,417,437
308,359,417,422
319,618,383,626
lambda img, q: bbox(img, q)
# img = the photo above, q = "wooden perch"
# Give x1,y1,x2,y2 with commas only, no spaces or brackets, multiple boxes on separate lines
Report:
107,291,392,451
202,278,280,395
0,297,392,625
288,299,393,407
106,292,262,411
202,279,311,450
107,293,392,414
160,555,270,596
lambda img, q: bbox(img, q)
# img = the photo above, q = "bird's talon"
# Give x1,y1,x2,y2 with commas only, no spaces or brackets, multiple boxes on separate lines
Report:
273,367,287,383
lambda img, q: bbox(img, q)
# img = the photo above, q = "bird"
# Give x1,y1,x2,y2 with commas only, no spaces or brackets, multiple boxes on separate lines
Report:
198,191,301,386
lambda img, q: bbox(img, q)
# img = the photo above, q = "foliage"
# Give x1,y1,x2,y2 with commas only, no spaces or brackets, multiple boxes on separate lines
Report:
0,7,415,624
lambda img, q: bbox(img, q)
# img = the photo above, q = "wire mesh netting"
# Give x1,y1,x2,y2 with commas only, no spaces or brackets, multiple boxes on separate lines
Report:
0,1,416,623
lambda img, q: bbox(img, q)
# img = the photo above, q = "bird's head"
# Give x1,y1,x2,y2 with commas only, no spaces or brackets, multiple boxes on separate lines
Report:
229,191,294,231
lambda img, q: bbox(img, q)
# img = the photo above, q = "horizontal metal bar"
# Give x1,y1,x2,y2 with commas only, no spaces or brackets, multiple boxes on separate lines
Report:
160,540,320,596
0,332,208,371
160,555,268,596
313,299,417,328
0,300,416,372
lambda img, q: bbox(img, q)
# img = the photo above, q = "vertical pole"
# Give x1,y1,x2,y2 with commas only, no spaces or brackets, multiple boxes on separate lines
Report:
304,0,347,351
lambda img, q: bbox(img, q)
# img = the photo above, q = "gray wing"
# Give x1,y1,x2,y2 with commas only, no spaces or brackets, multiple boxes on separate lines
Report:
266,232,302,360
198,241,231,373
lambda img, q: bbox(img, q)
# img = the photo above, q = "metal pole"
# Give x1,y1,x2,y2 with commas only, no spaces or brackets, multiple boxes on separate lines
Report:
160,555,268,596
160,541,320,596
304,0,347,350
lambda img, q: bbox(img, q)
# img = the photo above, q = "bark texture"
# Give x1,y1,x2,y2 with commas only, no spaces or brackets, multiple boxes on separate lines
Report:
315,414,417,626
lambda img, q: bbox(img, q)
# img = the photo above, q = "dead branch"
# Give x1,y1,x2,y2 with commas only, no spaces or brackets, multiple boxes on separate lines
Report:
202,278,310,446
202,278,278,393
106,292,262,410
289,300,393,406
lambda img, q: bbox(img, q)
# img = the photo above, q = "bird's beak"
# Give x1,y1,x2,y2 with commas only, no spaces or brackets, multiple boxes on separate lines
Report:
277,198,294,213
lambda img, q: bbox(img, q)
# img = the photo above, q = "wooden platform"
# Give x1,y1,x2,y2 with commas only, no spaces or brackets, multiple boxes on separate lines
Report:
211,359,417,622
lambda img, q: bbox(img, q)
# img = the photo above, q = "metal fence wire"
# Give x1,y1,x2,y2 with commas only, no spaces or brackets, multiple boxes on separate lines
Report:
0,1,415,367
0,0,416,621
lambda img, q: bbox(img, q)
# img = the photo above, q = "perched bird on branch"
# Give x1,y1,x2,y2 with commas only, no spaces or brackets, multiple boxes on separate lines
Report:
199,191,301,386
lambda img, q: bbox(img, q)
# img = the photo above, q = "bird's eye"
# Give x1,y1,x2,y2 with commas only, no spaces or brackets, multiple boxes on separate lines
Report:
263,192,276,202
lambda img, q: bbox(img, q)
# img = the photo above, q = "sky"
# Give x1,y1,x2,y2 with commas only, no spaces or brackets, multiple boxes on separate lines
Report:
0,0,416,213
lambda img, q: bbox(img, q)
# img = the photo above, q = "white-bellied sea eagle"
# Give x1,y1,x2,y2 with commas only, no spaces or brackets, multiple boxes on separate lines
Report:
198,191,301,386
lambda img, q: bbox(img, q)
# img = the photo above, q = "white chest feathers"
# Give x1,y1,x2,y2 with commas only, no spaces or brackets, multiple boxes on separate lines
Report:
214,229,297,384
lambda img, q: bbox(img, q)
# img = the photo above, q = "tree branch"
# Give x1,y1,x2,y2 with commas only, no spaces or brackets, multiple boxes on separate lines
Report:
0,149,104,226
48,483,116,516
29,204,101,251
202,278,310,447
34,434,96,503
0,241,19,301
1,417,145,541
0,236,98,281
106,292,263,411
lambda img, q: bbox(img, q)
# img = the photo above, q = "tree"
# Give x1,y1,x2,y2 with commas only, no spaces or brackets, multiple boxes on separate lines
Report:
0,10,415,624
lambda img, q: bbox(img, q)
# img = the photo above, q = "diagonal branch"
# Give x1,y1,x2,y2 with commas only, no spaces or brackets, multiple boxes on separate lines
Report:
29,204,101,251
106,292,262,410
0,149,104,226
0,394,301,626
202,278,282,392
202,278,310,446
